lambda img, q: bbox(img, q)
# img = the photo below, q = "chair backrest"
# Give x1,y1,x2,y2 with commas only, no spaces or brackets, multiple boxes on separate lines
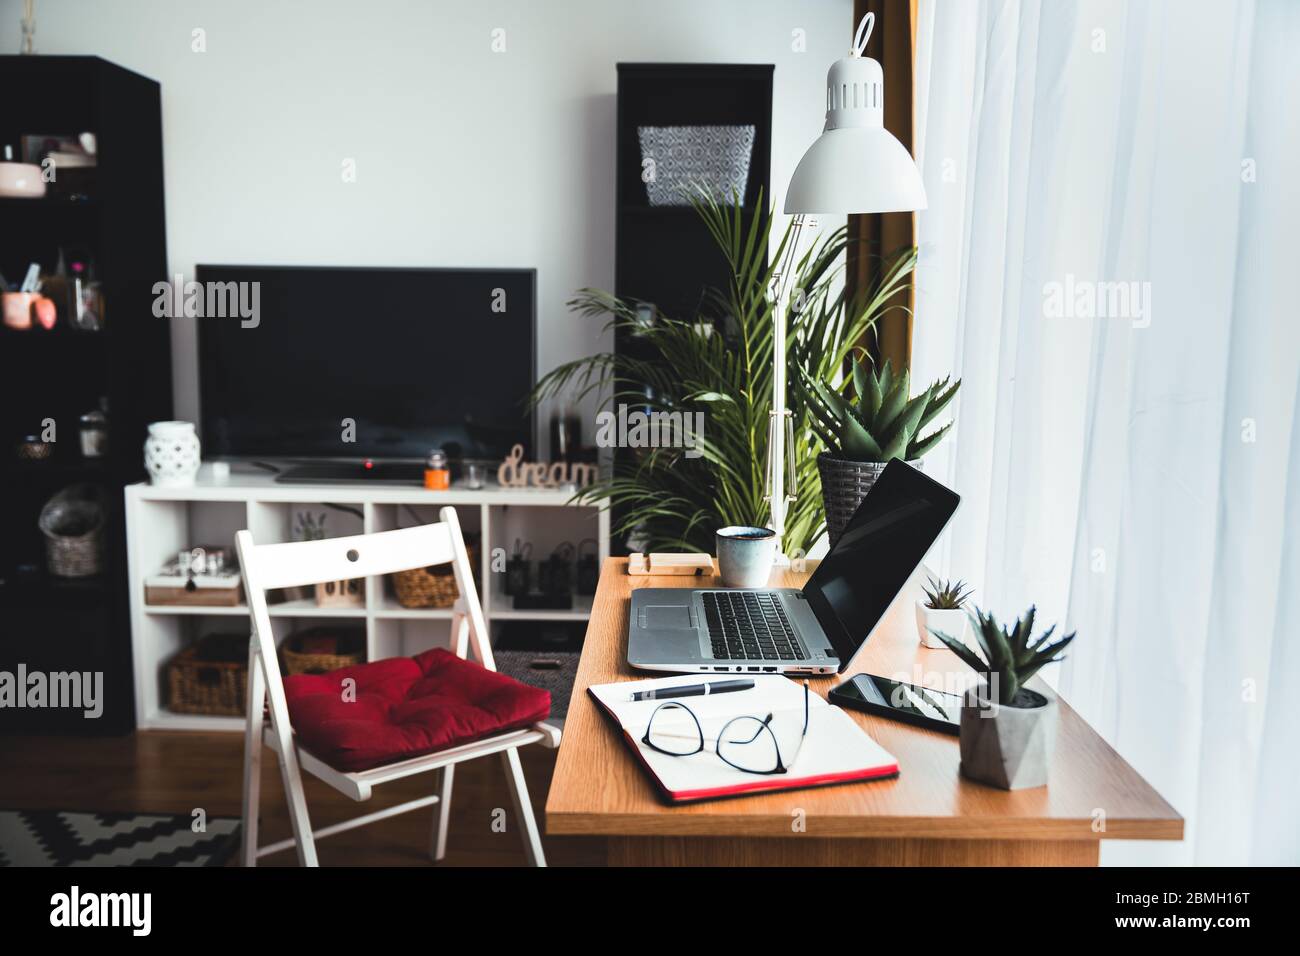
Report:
241,521,456,591
235,506,493,714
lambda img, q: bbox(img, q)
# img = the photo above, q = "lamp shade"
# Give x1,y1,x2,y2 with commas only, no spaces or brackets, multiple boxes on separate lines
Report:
785,126,927,214
784,15,927,215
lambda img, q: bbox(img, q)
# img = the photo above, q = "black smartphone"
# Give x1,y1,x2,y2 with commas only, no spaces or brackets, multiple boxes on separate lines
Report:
829,674,963,736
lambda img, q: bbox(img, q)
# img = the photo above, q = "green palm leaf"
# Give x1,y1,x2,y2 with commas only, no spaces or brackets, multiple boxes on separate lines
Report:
531,197,918,554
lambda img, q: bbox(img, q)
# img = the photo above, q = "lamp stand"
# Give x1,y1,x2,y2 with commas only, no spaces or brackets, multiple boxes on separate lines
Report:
774,10,927,562
766,214,811,563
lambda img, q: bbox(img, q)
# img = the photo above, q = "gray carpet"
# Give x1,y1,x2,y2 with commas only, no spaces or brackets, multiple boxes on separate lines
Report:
494,650,580,726
0,810,240,867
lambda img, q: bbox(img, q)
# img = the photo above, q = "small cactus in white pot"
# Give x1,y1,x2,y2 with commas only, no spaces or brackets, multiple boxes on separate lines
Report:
916,576,972,649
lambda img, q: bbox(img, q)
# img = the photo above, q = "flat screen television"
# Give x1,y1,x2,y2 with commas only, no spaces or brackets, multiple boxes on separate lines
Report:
197,265,536,463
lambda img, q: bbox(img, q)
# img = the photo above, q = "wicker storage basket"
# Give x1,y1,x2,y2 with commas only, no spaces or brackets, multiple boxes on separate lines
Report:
390,539,479,609
39,484,105,577
816,455,922,548
281,626,365,675
167,633,248,716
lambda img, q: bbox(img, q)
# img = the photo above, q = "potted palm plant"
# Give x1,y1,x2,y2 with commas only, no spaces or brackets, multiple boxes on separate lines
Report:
930,606,1075,790
800,357,959,545
531,191,917,556
915,575,972,649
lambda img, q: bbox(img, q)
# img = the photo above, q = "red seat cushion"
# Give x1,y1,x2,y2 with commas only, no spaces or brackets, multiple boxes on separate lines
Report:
281,648,551,772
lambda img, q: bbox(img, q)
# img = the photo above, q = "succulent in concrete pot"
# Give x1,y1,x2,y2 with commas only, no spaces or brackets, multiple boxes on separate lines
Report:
930,606,1075,790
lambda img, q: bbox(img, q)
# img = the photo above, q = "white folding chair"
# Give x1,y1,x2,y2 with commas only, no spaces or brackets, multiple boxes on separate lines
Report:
235,506,557,867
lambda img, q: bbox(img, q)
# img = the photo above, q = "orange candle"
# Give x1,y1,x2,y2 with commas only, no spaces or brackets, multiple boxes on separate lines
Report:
424,448,450,490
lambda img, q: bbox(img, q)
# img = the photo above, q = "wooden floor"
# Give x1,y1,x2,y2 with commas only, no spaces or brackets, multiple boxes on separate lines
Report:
0,731,605,866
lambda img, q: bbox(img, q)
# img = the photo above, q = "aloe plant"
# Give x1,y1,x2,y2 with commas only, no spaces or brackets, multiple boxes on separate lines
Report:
930,606,1075,707
922,576,973,610
800,356,958,463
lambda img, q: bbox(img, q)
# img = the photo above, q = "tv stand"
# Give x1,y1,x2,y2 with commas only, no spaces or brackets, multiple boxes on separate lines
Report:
276,461,425,484
126,465,609,731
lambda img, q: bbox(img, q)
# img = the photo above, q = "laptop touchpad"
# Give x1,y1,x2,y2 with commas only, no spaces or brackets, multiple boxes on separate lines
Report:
644,605,694,629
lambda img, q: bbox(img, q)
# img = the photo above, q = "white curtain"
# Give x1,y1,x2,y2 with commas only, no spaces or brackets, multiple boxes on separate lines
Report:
911,0,1300,865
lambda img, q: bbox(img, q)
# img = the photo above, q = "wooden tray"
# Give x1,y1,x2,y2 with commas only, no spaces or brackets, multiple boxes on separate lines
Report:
145,583,245,607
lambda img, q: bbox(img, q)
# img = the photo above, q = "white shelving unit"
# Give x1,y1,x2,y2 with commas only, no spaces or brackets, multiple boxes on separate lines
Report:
126,465,609,731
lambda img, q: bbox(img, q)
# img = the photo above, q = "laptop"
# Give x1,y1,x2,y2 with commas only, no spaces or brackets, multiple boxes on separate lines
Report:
627,460,961,675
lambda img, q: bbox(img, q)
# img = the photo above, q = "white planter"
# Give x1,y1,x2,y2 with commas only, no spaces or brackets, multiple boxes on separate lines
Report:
916,602,968,649
144,421,201,487
959,687,1058,790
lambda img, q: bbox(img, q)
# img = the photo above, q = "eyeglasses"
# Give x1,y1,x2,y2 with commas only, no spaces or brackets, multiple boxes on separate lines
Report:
640,681,810,775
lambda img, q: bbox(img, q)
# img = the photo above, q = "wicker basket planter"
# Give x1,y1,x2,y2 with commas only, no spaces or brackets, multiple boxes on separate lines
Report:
280,626,365,675
817,455,922,547
39,484,105,578
167,633,247,716
390,540,479,609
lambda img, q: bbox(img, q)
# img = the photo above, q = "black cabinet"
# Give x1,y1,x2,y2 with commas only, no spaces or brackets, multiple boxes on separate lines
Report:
614,63,774,324
0,56,171,733
608,65,773,551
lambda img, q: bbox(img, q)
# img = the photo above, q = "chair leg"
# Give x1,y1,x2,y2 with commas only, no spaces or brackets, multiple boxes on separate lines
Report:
500,747,546,867
449,612,469,659
268,705,319,866
429,765,455,862
240,641,266,867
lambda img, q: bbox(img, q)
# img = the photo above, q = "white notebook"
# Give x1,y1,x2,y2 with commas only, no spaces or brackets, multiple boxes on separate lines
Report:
588,674,899,803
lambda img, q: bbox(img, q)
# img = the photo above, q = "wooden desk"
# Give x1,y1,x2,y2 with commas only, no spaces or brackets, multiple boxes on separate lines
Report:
545,559,1182,866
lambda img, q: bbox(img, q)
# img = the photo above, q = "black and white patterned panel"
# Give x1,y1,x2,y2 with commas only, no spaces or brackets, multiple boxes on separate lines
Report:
638,125,756,206
0,810,240,867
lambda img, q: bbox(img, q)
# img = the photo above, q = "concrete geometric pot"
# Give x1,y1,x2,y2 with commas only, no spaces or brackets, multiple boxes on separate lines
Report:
959,687,1058,790
916,602,968,650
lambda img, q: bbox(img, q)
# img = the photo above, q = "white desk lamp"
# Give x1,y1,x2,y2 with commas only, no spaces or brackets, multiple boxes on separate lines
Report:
768,12,927,558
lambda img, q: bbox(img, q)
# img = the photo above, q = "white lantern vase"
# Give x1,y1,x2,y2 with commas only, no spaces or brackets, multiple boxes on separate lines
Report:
145,421,201,487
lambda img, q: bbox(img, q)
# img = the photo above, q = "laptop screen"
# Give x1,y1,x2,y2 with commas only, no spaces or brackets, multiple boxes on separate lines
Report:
803,461,960,669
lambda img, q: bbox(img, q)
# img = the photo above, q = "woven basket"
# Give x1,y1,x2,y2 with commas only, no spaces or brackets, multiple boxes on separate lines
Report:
167,634,247,716
817,455,922,548
281,626,365,675
390,540,479,609
39,484,105,578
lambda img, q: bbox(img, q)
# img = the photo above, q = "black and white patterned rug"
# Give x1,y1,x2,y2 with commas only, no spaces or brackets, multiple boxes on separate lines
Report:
0,810,240,867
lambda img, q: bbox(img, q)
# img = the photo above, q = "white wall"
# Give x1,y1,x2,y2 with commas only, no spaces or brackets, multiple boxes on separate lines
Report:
4,0,850,446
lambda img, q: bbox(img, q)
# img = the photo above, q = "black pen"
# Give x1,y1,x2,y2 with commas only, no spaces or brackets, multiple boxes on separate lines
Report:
631,679,755,702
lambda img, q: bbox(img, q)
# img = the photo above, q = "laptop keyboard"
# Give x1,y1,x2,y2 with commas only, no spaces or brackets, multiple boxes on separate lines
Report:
702,591,808,661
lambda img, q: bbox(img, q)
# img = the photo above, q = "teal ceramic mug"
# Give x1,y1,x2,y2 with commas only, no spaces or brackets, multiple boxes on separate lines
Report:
715,526,777,588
